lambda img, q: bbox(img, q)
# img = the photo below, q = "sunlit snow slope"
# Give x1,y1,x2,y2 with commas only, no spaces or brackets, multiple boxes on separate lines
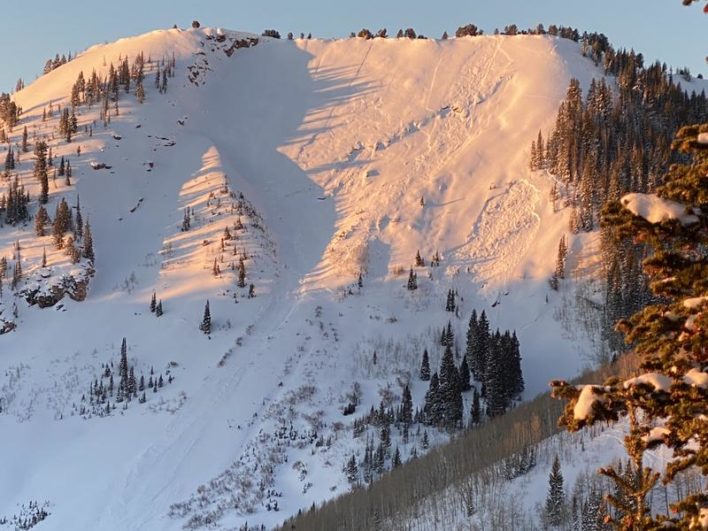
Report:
1,28,608,530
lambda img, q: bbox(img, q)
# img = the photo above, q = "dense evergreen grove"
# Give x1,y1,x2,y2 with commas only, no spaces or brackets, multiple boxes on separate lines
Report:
42,52,73,75
531,39,707,352
553,124,708,528
346,309,524,489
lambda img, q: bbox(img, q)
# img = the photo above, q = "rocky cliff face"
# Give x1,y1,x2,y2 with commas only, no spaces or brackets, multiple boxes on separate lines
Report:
20,267,93,308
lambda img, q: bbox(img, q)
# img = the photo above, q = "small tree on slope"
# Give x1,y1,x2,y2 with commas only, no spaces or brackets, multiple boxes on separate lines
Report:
545,454,565,527
199,300,211,334
551,124,708,529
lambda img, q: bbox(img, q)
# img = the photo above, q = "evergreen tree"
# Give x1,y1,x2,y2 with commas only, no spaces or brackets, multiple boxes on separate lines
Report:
53,198,70,248
465,309,478,368
419,349,430,381
33,141,49,204
438,344,463,429
199,300,211,334
470,310,489,381
422,372,441,425
470,387,481,426
445,289,455,312
136,81,145,104
484,335,507,417
118,337,129,397
21,126,28,152
156,300,163,317
237,258,246,288
150,292,157,313
346,454,358,483
443,321,454,348
458,356,471,392
35,206,48,236
82,220,94,261
75,196,83,240
550,235,568,290
400,384,413,426
406,267,417,290
415,250,424,267
4,145,15,172
545,454,565,526
392,446,402,468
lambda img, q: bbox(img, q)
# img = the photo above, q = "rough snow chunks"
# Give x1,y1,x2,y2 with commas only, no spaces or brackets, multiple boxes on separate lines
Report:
90,161,112,170
112,134,122,140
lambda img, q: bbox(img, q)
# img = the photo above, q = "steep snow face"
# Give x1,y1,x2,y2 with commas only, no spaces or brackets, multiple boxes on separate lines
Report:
1,28,608,530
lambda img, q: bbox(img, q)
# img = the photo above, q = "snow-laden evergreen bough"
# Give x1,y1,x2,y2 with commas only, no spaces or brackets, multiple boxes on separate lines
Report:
552,124,708,529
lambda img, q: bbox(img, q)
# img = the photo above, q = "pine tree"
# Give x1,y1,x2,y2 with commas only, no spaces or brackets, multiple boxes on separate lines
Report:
82,220,94,261
458,356,471,391
75,196,83,240
4,145,15,172
438,344,462,429
419,349,430,381
446,321,455,348
118,337,129,396
155,300,163,317
545,455,565,526
465,309,478,369
406,268,417,290
445,289,456,312
199,300,211,334
400,384,413,426
35,206,48,236
150,292,157,313
21,126,28,152
346,454,358,483
470,310,490,381
415,250,424,267
470,387,481,426
550,235,568,290
136,81,145,104
484,336,507,417
127,366,137,398
422,372,441,425
392,446,402,468
421,429,429,449
33,141,49,204
237,258,246,287
53,199,70,248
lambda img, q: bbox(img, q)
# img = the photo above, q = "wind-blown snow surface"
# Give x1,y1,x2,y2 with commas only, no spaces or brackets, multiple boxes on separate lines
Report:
1,28,611,529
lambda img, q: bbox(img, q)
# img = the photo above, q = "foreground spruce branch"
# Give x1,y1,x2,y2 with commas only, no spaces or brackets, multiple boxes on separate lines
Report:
552,124,708,529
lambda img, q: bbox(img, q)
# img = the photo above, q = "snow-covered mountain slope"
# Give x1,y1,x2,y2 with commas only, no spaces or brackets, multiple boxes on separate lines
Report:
1,27,620,529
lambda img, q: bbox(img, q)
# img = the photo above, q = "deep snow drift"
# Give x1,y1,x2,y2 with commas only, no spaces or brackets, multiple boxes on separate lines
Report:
0,27,631,529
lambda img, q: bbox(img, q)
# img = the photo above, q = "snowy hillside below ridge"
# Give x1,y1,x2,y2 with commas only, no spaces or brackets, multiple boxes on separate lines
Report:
4,27,701,530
